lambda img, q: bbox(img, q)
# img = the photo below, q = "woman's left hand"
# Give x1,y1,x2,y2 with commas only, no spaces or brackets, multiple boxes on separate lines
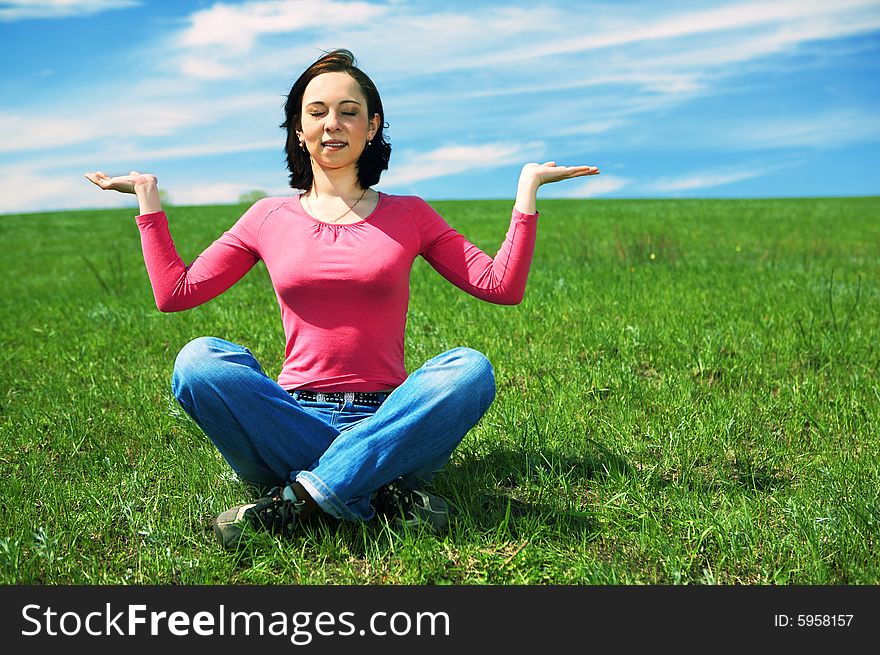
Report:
514,161,600,214
520,161,599,187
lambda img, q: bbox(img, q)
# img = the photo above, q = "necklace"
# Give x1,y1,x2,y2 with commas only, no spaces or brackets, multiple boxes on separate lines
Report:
304,188,368,224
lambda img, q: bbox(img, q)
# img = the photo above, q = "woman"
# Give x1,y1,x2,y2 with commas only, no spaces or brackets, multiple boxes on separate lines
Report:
86,49,599,549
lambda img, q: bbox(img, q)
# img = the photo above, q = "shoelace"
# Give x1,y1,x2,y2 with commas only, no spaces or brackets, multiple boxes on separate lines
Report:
377,481,421,519
247,487,301,538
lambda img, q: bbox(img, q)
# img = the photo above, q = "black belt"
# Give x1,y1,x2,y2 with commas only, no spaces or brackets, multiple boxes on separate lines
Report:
289,390,390,407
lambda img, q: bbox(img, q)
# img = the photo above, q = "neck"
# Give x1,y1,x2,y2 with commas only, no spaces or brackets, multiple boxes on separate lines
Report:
309,164,362,199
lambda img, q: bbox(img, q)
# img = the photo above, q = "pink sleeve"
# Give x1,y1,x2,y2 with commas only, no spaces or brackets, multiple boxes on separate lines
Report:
135,201,267,312
416,200,539,305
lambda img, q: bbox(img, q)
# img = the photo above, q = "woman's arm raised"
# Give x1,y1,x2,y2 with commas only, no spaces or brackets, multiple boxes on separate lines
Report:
514,161,599,214
418,160,600,305
84,169,260,312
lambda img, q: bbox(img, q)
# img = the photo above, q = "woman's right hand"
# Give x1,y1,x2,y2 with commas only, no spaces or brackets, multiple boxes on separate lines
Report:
84,170,157,194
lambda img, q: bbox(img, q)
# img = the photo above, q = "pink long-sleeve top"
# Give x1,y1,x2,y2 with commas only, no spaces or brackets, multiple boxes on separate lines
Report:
136,193,538,391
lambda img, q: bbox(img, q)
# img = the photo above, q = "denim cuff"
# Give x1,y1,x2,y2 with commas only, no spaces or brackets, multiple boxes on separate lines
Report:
295,471,367,522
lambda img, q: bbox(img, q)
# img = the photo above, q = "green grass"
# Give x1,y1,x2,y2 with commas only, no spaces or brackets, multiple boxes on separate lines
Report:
1,197,878,584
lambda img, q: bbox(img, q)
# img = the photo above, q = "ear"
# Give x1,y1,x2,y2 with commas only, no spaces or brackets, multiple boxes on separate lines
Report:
369,113,381,140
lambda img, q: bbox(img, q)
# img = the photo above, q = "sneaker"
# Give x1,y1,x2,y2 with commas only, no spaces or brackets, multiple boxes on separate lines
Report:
374,479,451,534
213,486,305,549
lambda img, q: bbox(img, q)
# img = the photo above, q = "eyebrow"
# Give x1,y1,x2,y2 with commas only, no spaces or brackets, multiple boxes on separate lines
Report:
305,99,362,108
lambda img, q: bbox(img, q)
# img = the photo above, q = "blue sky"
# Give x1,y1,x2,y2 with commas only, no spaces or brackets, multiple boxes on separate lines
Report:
1,0,879,213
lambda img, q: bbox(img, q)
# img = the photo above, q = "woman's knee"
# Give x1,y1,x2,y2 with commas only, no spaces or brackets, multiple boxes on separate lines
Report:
432,347,496,407
174,336,223,375
454,346,494,386
171,336,242,399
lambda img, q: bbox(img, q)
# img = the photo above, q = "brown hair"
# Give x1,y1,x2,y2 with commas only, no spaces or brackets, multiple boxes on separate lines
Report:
280,49,391,190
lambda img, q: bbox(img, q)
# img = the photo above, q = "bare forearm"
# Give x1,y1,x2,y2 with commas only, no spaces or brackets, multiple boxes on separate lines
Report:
514,175,540,215
135,177,162,214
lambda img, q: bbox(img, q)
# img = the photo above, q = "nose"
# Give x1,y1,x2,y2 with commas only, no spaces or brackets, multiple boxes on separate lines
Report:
323,109,342,132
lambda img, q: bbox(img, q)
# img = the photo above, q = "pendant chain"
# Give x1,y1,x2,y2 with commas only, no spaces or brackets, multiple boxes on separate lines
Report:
305,188,367,223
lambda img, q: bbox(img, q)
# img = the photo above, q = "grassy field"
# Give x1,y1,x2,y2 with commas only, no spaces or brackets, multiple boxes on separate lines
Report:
1,197,878,584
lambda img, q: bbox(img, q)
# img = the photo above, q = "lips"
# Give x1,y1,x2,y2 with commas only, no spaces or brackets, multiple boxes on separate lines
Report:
322,140,347,148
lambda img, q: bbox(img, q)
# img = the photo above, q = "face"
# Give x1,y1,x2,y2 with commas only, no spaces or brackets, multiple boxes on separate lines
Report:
297,72,380,175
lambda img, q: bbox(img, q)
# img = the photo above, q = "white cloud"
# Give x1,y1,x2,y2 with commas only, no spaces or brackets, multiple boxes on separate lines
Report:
0,162,132,213
562,163,794,198
178,0,387,53
178,56,236,81
628,7,880,75
465,72,703,102
645,169,765,193
0,108,207,153
572,120,627,137
0,92,274,154
491,0,880,67
107,139,281,164
380,141,544,188
0,155,289,213
166,182,281,206
0,0,139,21
0,114,105,153
171,4,565,81
442,0,880,111
722,111,880,150
562,174,629,198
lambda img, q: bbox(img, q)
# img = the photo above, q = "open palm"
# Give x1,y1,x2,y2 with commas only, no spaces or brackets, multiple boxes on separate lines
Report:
523,161,599,186
84,170,156,194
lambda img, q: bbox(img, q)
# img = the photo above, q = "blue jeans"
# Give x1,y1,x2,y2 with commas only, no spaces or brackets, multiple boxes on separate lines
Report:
171,337,496,521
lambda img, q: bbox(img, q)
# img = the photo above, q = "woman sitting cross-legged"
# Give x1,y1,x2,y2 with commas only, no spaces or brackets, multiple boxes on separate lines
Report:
85,48,599,549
